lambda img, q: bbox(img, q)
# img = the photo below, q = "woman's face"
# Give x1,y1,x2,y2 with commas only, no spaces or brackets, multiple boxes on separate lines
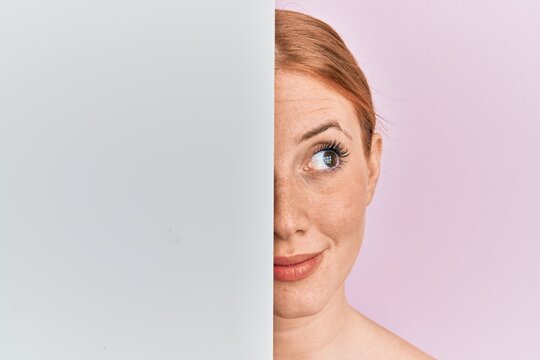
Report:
274,71,382,319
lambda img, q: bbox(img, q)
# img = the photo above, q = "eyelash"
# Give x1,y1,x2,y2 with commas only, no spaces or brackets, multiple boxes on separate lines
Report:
311,140,350,173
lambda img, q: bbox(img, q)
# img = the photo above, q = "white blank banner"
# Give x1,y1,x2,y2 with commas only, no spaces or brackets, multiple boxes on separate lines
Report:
0,1,273,359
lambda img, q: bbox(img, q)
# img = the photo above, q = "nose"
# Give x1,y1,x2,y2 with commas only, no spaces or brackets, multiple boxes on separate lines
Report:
274,174,310,241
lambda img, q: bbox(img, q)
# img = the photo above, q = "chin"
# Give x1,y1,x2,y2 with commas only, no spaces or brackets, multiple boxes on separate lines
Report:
274,249,342,319
273,281,330,319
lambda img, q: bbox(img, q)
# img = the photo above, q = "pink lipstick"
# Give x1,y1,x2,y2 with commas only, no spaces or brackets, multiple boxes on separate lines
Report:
274,251,324,281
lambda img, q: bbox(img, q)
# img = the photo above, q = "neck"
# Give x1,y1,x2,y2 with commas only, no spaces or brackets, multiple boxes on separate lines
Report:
273,283,356,360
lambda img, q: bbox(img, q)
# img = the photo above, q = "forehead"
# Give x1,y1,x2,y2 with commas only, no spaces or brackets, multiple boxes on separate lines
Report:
275,71,361,141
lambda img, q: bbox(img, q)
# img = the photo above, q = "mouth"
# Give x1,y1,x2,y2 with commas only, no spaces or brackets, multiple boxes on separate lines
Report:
273,251,324,282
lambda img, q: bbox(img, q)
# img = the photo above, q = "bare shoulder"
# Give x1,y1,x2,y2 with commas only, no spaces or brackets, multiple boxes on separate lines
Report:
349,310,436,360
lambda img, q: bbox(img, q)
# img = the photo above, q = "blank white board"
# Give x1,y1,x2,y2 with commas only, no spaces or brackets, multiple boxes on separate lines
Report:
0,1,273,359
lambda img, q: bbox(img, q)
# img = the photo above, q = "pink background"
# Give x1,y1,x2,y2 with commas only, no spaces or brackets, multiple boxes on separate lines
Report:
276,1,540,358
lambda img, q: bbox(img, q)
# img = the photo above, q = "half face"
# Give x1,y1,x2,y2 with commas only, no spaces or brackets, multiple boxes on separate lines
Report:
274,71,381,319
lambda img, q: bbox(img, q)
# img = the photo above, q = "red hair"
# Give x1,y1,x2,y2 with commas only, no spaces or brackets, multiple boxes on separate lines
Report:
275,9,377,158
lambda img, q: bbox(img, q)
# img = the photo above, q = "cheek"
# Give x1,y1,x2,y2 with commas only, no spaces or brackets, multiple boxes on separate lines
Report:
308,166,367,244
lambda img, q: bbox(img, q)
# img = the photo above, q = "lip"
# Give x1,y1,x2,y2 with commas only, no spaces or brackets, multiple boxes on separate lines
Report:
274,251,324,281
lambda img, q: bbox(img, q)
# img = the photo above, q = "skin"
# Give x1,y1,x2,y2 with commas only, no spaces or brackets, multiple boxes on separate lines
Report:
274,71,434,359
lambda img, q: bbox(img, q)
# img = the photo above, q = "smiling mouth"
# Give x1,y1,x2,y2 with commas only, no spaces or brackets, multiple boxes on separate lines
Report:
273,251,324,281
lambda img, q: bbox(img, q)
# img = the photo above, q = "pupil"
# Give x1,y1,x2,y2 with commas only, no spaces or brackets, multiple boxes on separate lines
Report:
323,151,337,167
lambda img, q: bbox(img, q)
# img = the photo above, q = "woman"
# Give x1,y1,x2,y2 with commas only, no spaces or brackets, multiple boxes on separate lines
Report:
274,10,434,359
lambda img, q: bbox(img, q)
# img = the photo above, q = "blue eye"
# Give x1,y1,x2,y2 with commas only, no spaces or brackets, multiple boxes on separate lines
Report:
310,150,340,170
308,140,350,172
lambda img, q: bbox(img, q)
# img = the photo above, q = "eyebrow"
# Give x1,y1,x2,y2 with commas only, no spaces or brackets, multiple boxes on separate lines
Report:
298,120,353,143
